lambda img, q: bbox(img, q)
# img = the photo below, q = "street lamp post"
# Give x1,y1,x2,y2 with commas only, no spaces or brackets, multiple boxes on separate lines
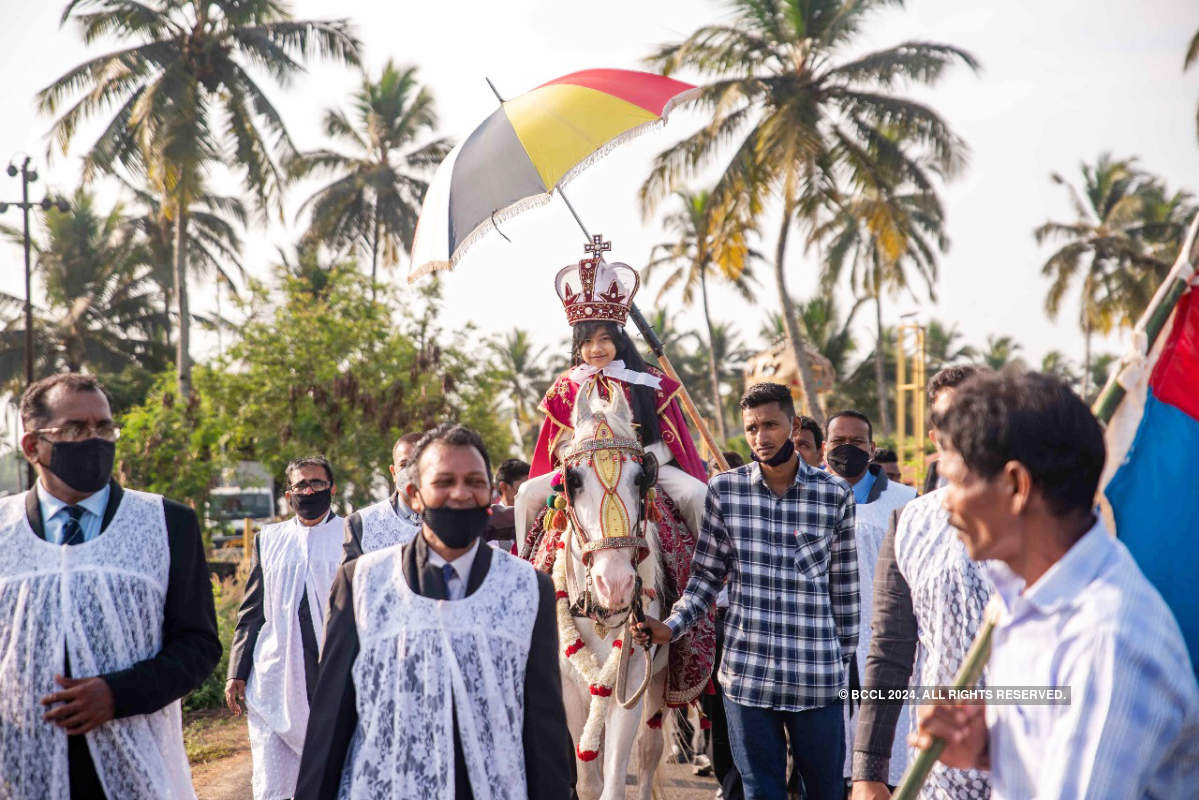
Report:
1,156,69,490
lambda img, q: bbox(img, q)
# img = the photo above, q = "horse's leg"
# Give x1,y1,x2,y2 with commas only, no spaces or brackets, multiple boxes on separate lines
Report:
598,697,642,800
598,638,663,800
635,648,670,800
563,667,603,800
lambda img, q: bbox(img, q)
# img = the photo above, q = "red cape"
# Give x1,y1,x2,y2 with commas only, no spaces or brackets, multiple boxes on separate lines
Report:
530,367,707,482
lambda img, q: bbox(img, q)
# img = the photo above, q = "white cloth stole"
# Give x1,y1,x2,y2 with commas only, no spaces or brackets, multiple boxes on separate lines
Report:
568,359,662,390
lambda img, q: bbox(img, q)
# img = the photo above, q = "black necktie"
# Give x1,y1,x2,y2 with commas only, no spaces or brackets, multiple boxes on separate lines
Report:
62,506,86,546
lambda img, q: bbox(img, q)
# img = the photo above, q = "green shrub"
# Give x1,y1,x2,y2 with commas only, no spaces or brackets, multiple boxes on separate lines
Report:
184,572,242,712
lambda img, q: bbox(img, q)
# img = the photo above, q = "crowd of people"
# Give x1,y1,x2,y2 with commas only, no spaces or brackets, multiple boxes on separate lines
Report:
3,253,1199,800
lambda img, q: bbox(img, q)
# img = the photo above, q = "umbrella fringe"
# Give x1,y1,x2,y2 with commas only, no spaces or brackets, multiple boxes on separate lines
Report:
408,191,555,282
554,119,669,193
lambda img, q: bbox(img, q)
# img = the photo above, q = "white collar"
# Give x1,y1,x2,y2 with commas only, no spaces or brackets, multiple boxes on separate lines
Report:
569,359,662,390
426,537,481,581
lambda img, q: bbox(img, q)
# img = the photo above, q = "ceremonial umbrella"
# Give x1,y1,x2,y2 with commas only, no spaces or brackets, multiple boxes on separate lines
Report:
408,68,727,467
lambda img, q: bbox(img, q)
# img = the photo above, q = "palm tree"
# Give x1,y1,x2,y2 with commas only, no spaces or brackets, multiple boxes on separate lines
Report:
645,189,758,443
641,0,977,423
1187,29,1199,144
289,61,451,290
0,190,168,385
38,0,361,398
489,328,549,457
1041,350,1079,388
705,320,755,412
981,334,1024,371
119,175,246,334
925,318,976,374
1034,154,1188,396
761,294,863,380
815,184,946,436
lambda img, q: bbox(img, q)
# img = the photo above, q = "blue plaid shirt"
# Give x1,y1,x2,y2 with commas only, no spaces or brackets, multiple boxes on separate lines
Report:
665,459,859,710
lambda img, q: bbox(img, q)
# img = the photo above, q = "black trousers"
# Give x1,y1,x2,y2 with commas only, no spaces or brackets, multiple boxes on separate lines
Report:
701,608,744,800
68,733,107,799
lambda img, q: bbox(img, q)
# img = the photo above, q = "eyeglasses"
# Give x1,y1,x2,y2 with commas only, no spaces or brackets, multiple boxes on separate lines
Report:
35,422,121,443
288,479,331,493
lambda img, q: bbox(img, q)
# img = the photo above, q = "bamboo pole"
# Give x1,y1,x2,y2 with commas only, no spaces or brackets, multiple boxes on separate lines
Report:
1092,211,1199,423
558,191,729,472
243,517,253,560
892,602,1000,800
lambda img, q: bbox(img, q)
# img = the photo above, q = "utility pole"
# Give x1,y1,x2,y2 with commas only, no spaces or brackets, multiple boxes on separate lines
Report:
1,156,69,490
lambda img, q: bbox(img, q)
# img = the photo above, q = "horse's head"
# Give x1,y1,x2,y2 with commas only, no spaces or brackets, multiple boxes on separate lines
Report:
562,378,658,614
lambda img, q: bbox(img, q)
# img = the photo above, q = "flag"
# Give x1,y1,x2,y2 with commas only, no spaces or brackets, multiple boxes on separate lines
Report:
1104,279,1199,675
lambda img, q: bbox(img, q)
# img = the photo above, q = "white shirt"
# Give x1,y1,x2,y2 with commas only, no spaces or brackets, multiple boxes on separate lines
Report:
984,519,1199,799
426,539,481,601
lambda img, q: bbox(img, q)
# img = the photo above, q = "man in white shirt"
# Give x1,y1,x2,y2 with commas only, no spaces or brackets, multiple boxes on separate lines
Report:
914,369,1199,798
823,410,917,787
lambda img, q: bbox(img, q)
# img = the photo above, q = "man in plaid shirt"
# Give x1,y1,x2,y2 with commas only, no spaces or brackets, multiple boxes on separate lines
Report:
636,382,859,800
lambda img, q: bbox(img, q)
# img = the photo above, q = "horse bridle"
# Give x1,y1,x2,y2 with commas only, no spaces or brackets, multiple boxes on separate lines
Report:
556,416,658,709
557,417,656,629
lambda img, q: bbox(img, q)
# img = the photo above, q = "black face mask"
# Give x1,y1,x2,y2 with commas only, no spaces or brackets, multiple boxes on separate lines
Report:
421,504,491,549
290,488,332,521
751,437,795,467
45,438,115,494
827,444,871,479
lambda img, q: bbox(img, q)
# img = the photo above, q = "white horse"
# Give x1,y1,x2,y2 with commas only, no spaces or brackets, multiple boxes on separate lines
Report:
547,379,671,800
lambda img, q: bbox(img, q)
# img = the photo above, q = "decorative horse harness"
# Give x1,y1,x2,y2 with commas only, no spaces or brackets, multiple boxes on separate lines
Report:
543,411,660,711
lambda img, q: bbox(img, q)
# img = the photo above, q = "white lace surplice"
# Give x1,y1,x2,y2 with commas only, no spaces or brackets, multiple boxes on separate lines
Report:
358,497,420,554
341,548,540,800
894,489,993,800
245,514,343,800
0,489,195,800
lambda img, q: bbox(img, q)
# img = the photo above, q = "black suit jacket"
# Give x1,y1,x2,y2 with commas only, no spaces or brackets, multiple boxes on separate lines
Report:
295,534,574,800
23,480,221,800
340,493,414,565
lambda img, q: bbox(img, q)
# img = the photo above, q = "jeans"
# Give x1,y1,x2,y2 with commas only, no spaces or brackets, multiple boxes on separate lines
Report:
703,610,744,799
724,699,845,800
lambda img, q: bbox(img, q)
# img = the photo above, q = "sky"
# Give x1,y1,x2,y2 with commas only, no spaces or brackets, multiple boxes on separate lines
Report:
1,0,1197,382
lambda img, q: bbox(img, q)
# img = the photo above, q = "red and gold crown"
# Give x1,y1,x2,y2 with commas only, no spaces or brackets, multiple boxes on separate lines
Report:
554,235,640,327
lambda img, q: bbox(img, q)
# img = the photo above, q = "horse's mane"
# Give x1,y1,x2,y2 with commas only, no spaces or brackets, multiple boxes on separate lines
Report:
571,377,639,443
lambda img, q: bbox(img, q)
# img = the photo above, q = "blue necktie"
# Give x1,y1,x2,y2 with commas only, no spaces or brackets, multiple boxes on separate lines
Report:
441,563,457,599
62,506,86,546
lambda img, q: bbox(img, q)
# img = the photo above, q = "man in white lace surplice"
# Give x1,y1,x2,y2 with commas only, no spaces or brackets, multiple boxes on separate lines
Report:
340,432,424,564
227,457,344,800
1,374,220,800
295,424,574,800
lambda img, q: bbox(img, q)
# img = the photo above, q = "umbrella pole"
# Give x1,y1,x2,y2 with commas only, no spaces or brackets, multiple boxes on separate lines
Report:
558,190,730,472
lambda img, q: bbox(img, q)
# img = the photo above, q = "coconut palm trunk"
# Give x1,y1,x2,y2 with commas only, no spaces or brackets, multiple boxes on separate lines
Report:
698,265,728,444
1083,316,1093,398
370,203,381,294
775,208,824,424
173,199,192,399
873,274,892,437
